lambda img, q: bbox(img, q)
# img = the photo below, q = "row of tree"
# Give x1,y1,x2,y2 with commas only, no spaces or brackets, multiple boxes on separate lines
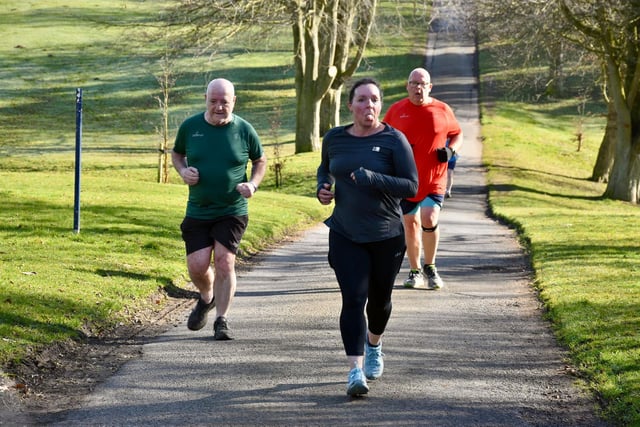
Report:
475,0,639,203
157,0,638,204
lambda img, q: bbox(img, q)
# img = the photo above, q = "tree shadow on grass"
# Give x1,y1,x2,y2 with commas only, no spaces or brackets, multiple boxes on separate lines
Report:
489,182,604,201
487,164,605,201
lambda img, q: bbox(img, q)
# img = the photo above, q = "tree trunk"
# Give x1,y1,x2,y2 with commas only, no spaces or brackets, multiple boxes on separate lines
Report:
602,59,640,203
320,85,342,135
292,0,338,153
318,0,377,136
604,134,640,203
547,39,564,97
591,101,617,182
557,0,640,204
295,86,322,152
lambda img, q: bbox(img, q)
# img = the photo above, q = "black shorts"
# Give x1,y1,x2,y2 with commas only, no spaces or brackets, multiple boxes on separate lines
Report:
180,215,249,255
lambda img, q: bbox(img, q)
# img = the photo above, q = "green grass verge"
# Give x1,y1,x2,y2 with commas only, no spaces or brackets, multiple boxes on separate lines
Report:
0,150,330,363
482,101,640,424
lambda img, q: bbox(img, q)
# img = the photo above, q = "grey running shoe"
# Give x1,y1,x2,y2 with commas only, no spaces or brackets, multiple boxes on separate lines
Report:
346,367,369,396
424,264,444,290
403,269,424,288
213,316,233,340
187,297,215,331
364,341,384,380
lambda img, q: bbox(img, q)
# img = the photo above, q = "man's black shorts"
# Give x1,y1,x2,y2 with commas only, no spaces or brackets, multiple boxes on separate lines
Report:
180,215,249,255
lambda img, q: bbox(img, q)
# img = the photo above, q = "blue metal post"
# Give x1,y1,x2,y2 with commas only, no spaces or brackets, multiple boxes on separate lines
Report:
73,88,82,233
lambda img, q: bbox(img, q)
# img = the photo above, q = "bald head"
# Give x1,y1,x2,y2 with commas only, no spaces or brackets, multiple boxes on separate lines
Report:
408,68,431,83
204,78,236,126
206,78,235,97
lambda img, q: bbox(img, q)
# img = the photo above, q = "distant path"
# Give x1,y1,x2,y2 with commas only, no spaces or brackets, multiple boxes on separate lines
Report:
40,4,608,427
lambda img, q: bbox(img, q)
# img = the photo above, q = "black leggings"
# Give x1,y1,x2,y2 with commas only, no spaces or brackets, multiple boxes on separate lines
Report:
328,230,406,356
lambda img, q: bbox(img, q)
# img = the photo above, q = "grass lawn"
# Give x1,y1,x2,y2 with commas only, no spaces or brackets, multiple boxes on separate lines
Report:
481,100,640,424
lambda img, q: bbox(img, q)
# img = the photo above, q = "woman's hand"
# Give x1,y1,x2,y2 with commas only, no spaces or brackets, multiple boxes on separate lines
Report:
317,183,334,205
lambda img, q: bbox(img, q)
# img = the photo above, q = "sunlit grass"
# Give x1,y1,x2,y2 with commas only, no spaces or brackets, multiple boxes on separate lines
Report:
0,158,330,364
482,101,640,424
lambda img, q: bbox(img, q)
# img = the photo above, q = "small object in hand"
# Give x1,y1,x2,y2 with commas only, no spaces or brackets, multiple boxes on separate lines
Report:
436,147,454,163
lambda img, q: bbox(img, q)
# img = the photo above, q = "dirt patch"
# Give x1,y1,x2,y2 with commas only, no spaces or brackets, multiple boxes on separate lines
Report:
0,294,194,425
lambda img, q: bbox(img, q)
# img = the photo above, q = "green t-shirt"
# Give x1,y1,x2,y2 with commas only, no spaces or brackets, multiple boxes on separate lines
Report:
173,113,264,219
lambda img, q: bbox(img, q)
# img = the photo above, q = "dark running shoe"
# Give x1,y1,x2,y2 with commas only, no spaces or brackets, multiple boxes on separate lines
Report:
187,297,215,331
213,316,233,340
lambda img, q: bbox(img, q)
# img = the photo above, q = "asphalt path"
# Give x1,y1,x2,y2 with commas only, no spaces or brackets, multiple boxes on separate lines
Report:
45,18,608,427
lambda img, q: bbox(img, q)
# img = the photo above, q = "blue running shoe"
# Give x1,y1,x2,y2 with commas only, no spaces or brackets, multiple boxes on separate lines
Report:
364,341,384,380
346,367,369,396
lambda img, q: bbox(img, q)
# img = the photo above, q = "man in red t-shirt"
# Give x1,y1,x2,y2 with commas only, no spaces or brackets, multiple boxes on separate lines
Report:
384,67,463,289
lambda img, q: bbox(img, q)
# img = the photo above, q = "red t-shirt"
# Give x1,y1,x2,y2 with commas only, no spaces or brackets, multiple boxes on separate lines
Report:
384,98,461,201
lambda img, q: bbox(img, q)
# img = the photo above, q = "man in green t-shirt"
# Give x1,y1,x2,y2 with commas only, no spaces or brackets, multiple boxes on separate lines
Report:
171,78,267,340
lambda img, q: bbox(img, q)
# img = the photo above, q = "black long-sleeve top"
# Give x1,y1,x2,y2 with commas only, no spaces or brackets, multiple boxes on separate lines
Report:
316,123,418,243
